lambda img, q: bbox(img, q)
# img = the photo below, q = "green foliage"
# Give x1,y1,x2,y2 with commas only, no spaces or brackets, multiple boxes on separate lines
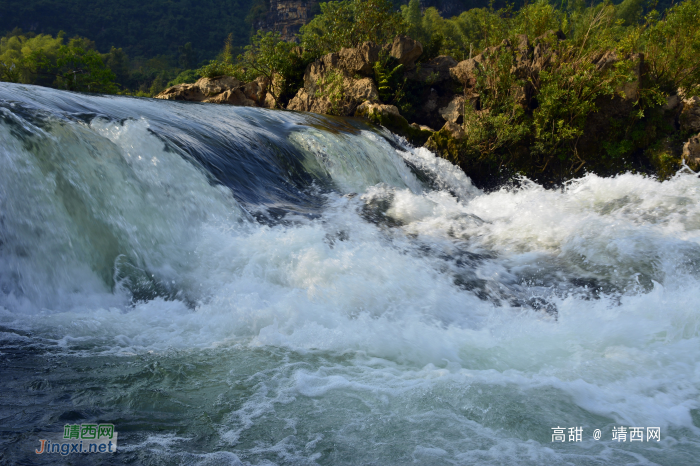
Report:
104,47,129,85
236,30,307,107
642,0,700,96
616,0,646,26
0,31,117,93
533,55,627,164
0,31,63,84
514,0,566,38
462,50,530,158
178,43,197,70
315,69,345,115
373,56,409,111
53,42,118,93
0,0,256,62
300,0,406,58
168,69,201,86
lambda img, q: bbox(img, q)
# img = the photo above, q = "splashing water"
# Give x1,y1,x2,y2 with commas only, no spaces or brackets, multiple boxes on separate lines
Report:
0,83,698,465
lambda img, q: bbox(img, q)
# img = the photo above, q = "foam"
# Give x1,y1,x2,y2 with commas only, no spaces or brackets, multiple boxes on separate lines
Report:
1,91,699,463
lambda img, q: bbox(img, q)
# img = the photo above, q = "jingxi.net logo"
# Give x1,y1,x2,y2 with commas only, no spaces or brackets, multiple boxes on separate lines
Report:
35,424,118,455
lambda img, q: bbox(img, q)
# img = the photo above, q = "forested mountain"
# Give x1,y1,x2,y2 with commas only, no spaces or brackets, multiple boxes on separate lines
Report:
0,0,670,61
0,0,256,59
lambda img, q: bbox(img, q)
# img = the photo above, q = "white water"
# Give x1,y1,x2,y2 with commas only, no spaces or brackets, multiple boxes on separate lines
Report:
0,88,698,465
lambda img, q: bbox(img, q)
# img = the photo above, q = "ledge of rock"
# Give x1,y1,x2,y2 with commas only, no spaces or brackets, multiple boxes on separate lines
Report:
355,101,432,145
287,42,381,116
155,76,271,107
681,96,700,133
683,133,700,170
390,35,423,69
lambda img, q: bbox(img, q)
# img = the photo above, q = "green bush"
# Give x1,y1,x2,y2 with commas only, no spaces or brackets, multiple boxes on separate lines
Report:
642,0,700,96
300,0,406,58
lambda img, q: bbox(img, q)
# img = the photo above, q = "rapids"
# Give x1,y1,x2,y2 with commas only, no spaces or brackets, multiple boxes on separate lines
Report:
0,83,698,465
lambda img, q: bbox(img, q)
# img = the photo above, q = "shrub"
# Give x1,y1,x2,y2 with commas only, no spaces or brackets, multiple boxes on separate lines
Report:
643,0,700,96
300,0,406,58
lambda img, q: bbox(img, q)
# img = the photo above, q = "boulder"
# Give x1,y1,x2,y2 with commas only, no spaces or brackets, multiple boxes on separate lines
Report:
512,34,533,78
410,123,434,132
355,101,432,145
155,83,205,102
680,96,700,133
243,76,269,105
683,134,700,170
288,44,381,116
663,94,680,111
390,35,423,69
154,75,269,107
196,76,241,96
441,121,466,140
338,42,381,76
204,89,255,106
450,58,482,87
347,77,379,102
439,95,465,124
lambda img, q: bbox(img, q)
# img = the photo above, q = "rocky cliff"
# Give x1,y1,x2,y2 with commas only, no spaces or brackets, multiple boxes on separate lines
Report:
261,0,318,41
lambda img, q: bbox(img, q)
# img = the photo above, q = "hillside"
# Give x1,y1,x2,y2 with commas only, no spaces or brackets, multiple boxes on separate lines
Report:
0,0,256,60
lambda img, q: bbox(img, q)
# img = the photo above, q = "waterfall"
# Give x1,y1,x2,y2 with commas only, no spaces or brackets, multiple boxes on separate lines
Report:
1,83,698,465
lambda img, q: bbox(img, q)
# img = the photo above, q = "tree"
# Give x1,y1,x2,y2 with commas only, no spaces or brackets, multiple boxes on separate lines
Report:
104,46,129,85
300,0,406,58
178,42,197,69
643,0,700,96
236,30,304,107
53,43,118,93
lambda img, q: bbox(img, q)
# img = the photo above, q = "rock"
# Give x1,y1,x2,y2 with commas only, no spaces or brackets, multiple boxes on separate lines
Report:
355,101,432,145
347,77,379,102
439,95,465,124
196,76,241,96
338,42,380,76
683,134,700,170
450,58,482,87
441,121,466,140
288,45,381,116
243,76,269,105
204,89,255,106
154,75,269,107
154,83,205,102
390,35,423,69
617,53,644,101
410,123,434,132
512,34,532,78
355,100,402,120
286,87,311,112
680,96,700,133
594,50,618,72
663,94,680,111
406,55,458,84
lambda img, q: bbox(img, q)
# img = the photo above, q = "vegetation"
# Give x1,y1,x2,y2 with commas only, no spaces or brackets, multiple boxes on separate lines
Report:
0,0,255,61
299,0,406,58
0,32,116,92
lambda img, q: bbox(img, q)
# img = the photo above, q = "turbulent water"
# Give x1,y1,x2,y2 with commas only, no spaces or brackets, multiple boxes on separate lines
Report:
0,83,698,465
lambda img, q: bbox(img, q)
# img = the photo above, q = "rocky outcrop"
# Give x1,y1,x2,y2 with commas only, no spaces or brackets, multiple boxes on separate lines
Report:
287,42,381,116
155,76,271,107
439,95,465,124
257,0,318,41
390,35,423,69
683,134,700,170
355,101,432,145
450,57,482,87
680,96,700,133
